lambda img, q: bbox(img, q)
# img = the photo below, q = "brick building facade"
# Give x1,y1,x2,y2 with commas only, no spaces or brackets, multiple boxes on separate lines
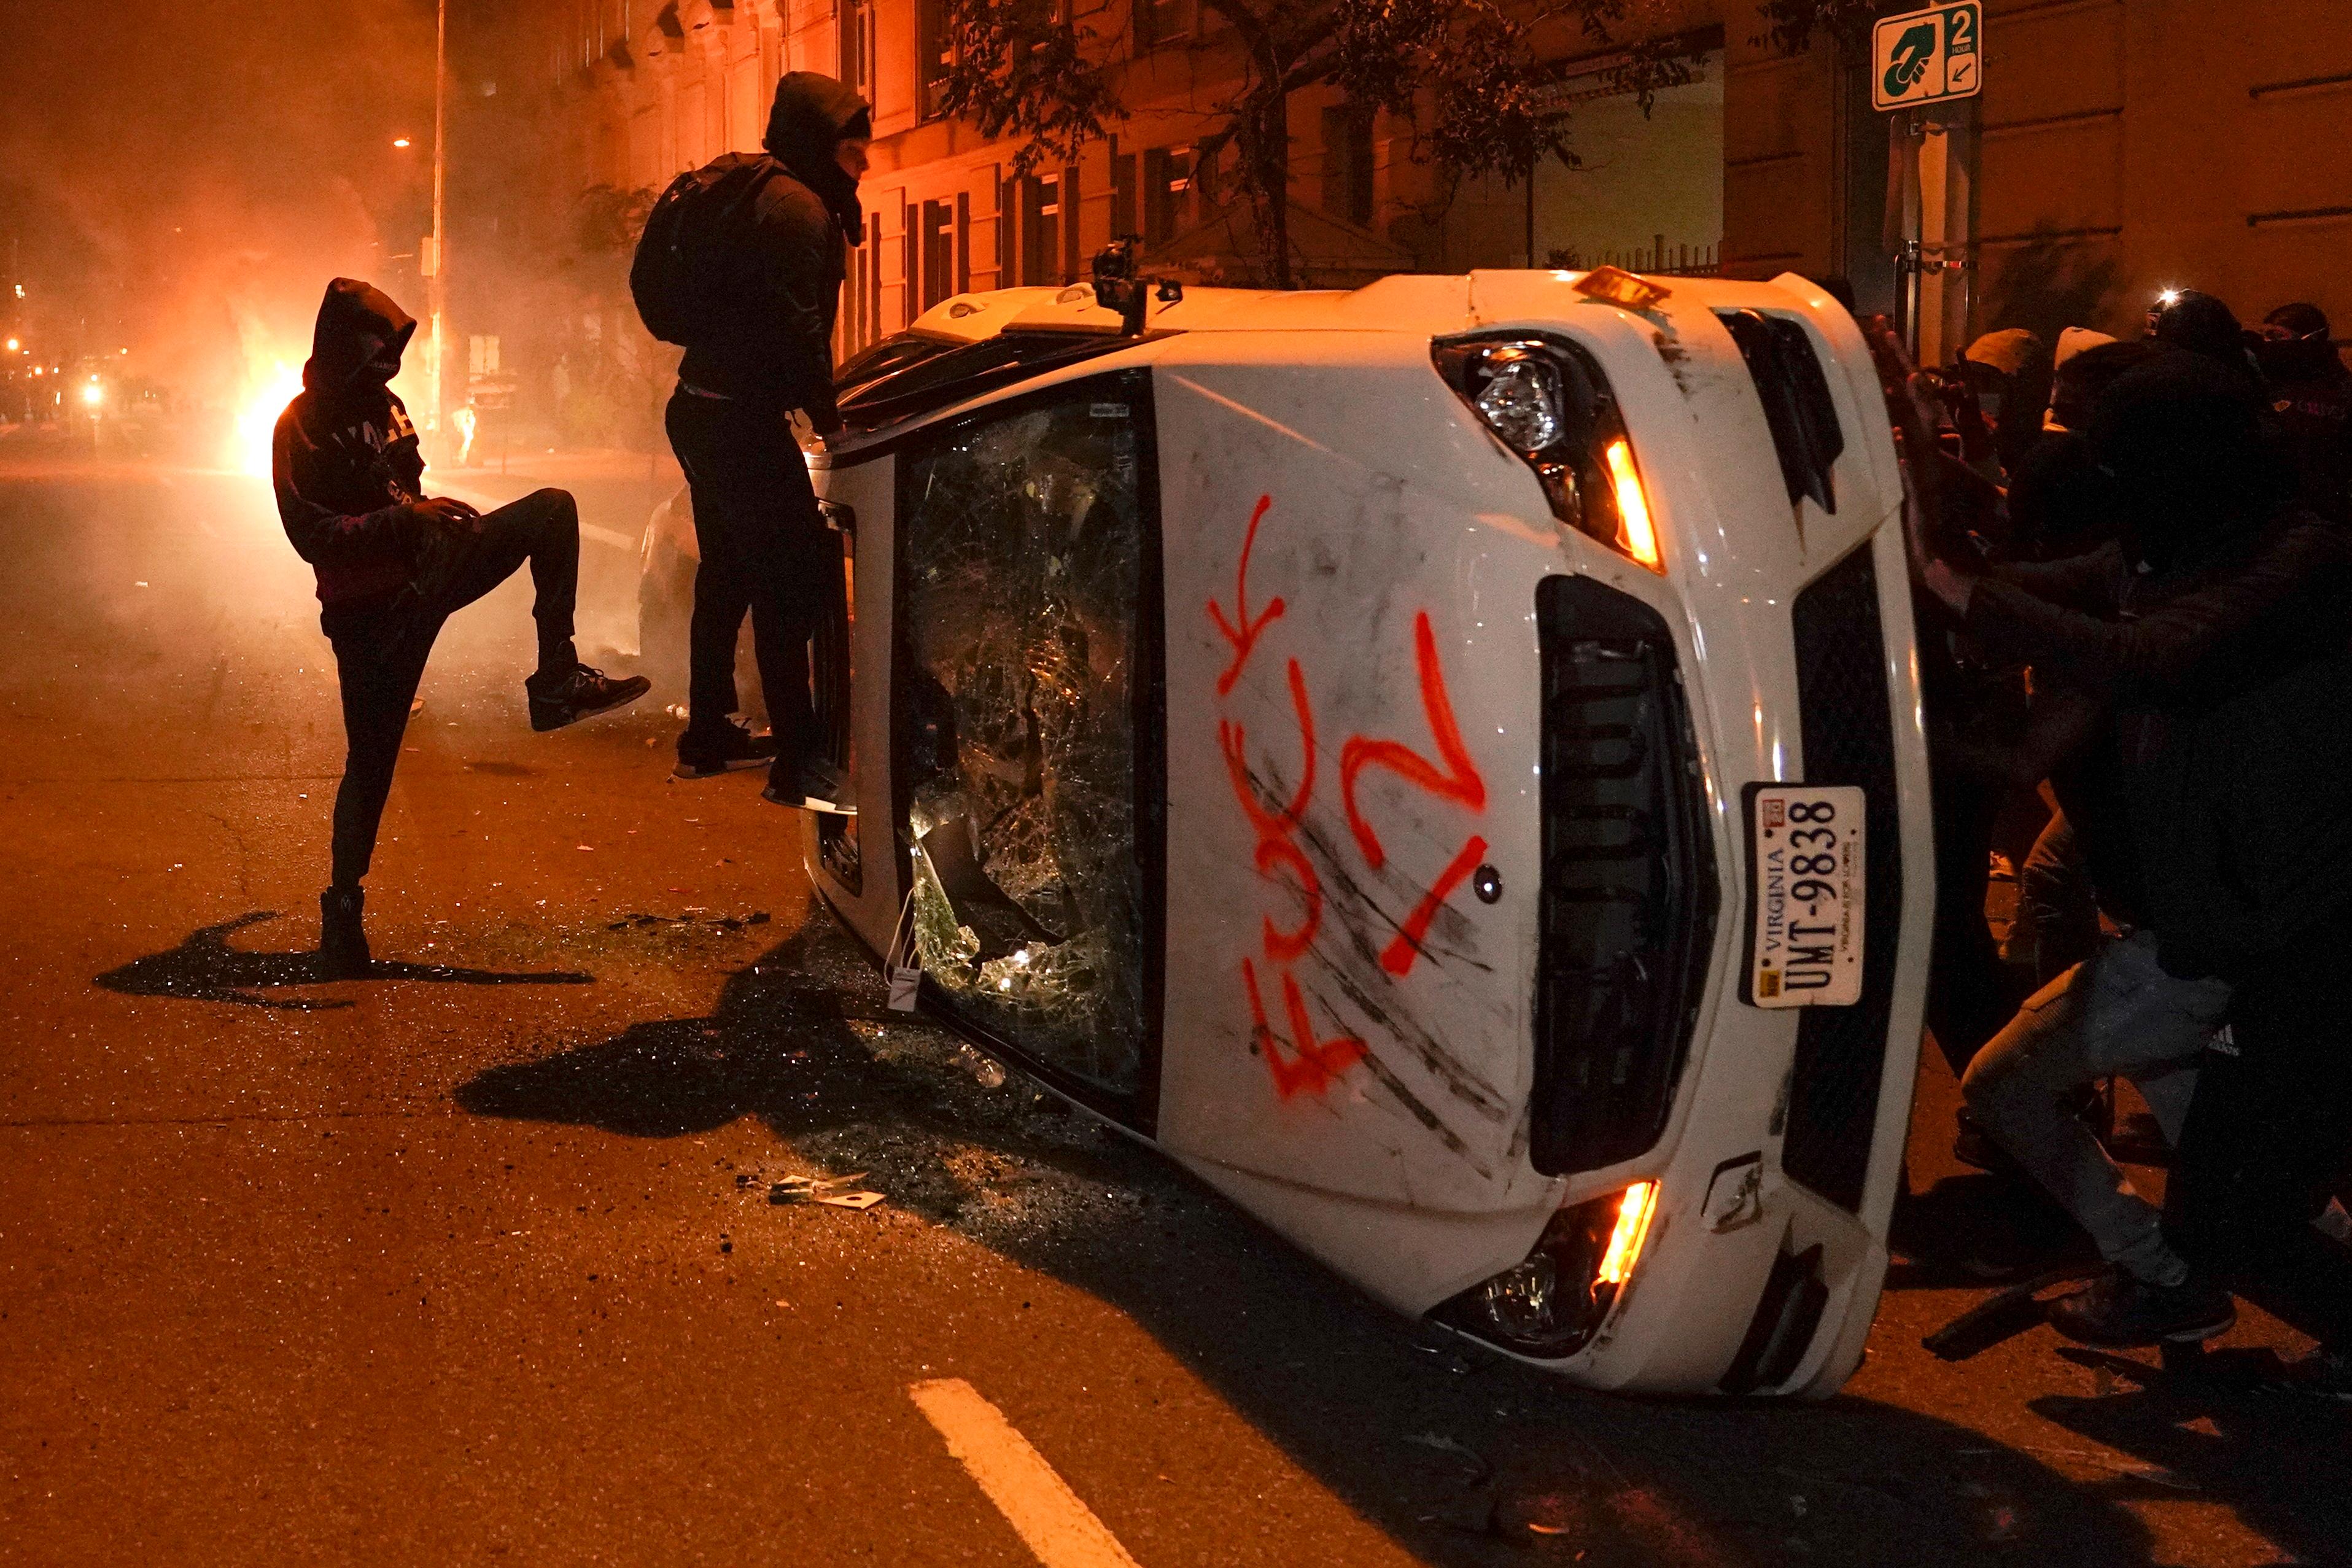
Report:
478,0,2348,441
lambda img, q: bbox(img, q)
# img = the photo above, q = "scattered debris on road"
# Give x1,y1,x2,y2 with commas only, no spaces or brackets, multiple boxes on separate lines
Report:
766,1171,887,1210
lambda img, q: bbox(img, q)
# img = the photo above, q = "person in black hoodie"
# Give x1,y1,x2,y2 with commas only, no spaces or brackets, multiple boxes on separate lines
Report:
1896,343,2352,1359
662,71,869,812
274,278,649,974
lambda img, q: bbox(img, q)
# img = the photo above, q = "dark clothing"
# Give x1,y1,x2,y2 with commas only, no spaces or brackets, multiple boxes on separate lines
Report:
1968,515,2352,976
321,489,581,888
273,279,427,605
666,390,825,783
1970,521,2348,705
2164,909,2352,1347
675,73,869,424
2005,430,2120,562
2265,357,2352,524
1923,750,2022,1075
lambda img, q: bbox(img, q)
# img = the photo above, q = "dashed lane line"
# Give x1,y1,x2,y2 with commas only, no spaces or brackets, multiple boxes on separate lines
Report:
908,1378,1143,1568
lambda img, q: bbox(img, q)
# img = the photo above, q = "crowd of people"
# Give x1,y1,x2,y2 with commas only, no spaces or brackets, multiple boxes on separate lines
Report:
1876,289,2352,1396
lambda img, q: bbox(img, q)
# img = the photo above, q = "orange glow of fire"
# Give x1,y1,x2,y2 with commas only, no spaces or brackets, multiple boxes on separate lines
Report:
231,361,305,476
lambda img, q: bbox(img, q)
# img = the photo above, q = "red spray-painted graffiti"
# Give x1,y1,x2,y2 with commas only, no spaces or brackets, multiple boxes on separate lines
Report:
1207,494,1489,1099
1209,494,1286,697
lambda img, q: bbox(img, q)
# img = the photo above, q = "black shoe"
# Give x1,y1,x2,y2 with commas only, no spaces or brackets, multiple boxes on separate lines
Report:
319,887,371,979
761,759,856,816
2046,1265,2235,1348
674,720,778,779
528,664,651,732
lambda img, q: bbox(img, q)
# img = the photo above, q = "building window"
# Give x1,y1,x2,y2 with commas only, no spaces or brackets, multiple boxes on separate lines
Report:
839,0,875,106
1021,173,1062,285
1139,0,1192,49
902,200,918,328
917,0,953,120
1110,150,1138,241
922,199,956,311
1143,146,1193,248
1319,105,1374,229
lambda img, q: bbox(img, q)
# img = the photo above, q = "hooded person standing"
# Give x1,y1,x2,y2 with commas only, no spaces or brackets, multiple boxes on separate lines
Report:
274,278,649,975
2254,302,2352,524
658,72,870,810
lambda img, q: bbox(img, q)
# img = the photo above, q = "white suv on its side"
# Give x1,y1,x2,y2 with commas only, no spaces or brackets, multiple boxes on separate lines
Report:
777,266,1931,1397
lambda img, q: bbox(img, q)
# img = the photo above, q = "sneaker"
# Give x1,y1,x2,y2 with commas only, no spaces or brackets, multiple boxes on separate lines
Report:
2046,1265,2236,1348
319,887,371,979
762,759,856,816
528,664,651,732
674,720,778,779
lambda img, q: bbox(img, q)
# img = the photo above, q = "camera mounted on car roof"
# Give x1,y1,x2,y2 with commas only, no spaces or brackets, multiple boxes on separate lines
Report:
1091,238,1181,337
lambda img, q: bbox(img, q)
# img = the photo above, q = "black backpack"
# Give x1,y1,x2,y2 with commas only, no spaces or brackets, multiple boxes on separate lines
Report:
629,152,782,348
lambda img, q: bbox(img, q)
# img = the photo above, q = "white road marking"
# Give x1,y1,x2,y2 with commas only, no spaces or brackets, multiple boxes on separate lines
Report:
909,1378,1142,1568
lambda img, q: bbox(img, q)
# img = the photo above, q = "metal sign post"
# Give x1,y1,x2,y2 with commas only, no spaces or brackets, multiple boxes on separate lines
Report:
1875,4,1982,359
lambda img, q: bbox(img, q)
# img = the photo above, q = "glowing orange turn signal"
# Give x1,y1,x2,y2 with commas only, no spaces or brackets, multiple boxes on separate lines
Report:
1596,1179,1659,1286
1603,438,1662,572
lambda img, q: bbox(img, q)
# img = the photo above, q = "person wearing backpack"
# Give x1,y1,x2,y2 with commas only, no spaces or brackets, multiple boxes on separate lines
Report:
640,72,869,811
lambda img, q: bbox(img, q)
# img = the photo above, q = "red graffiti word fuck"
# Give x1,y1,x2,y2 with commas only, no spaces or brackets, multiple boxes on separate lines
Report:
1209,494,1492,1100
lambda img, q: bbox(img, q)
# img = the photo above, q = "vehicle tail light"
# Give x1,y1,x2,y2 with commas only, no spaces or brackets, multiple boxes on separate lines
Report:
1432,333,1664,572
1436,1182,1663,1360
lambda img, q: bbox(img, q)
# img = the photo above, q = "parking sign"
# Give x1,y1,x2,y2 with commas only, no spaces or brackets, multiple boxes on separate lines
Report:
1872,2,1982,111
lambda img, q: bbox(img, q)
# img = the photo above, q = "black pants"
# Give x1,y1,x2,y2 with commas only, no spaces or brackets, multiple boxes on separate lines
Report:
2165,910,2352,1347
664,386,825,780
320,487,580,890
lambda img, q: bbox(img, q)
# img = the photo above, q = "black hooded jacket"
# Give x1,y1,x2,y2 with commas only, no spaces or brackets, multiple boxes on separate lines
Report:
677,72,871,422
272,279,427,604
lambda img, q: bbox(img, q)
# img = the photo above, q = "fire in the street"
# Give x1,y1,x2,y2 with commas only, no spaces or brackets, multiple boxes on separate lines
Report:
230,360,303,476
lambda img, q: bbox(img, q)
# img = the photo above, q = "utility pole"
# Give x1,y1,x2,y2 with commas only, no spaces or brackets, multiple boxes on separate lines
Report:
427,0,448,448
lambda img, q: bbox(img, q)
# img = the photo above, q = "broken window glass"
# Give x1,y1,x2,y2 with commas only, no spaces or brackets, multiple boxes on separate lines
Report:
897,379,1151,1098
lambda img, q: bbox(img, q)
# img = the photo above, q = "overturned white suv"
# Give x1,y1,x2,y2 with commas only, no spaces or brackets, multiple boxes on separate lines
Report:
735,264,1931,1397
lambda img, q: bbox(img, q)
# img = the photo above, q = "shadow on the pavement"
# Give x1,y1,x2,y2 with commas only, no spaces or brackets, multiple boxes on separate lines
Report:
457,924,2184,1567
2031,1347,2352,1568
97,910,592,1011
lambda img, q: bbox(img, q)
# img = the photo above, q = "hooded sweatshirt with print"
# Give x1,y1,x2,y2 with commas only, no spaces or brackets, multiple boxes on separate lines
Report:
272,279,427,605
675,72,870,426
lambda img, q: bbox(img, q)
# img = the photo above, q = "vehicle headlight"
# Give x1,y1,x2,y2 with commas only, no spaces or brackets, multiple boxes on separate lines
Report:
1433,334,1663,573
1470,348,1566,453
1436,1181,1662,1359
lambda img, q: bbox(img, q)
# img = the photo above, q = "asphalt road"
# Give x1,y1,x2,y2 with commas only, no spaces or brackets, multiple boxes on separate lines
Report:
2,437,2343,1567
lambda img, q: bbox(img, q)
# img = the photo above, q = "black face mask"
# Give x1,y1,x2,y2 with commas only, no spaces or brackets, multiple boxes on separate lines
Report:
2256,336,2339,385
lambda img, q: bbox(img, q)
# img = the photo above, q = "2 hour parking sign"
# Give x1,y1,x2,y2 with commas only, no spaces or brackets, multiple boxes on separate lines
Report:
1872,2,1982,111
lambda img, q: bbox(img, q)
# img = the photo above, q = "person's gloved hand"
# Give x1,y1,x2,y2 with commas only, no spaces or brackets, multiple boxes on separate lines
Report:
410,496,483,536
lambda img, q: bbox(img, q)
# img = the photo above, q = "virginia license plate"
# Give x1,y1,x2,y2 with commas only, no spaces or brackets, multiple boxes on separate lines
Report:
1745,783,1866,1008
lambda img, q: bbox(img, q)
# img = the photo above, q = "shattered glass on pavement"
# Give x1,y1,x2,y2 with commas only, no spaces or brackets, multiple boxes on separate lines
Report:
897,391,1147,1097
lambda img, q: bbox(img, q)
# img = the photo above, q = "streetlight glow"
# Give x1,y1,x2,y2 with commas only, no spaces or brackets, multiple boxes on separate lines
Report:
393,136,412,149
4,338,17,353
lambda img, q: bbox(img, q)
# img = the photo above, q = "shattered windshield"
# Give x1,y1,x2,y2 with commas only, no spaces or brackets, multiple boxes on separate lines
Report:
896,375,1155,1100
